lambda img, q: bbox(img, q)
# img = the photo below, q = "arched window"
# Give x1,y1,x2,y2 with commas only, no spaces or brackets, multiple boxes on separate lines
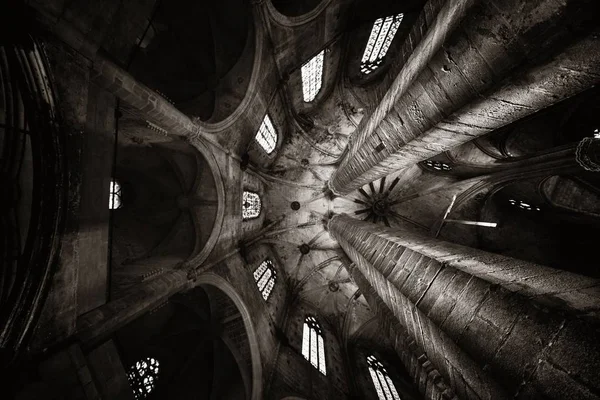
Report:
302,315,326,375
361,14,404,75
127,357,160,400
255,114,278,154
253,259,277,300
242,190,261,220
301,50,325,102
424,160,452,171
367,355,401,400
109,179,122,209
508,199,541,211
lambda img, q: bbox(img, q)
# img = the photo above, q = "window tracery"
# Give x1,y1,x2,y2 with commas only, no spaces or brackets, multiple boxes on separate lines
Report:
301,50,325,102
255,114,278,154
254,259,276,300
508,199,541,211
127,357,160,400
302,315,326,375
361,14,404,75
242,191,262,220
109,180,122,209
424,160,452,171
367,355,401,400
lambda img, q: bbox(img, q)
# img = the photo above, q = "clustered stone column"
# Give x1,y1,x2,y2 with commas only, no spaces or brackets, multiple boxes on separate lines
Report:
330,0,600,195
329,214,600,400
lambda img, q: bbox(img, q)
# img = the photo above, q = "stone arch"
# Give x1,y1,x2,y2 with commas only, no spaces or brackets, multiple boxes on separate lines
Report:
194,273,264,400
197,6,266,132
110,137,224,297
266,0,332,27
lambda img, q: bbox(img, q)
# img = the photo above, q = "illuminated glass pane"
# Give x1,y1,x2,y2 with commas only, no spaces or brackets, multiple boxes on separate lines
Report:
127,357,160,400
109,180,122,209
367,355,401,400
301,50,325,102
242,191,261,220
302,322,311,360
361,14,404,75
302,316,326,375
255,114,278,154
318,333,326,375
386,375,401,400
254,260,276,301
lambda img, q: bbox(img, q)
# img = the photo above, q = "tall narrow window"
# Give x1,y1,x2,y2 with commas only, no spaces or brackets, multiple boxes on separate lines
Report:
301,50,325,102
127,357,160,400
255,114,278,154
367,355,401,400
253,259,277,300
109,180,122,209
242,190,261,220
302,316,326,375
361,14,404,75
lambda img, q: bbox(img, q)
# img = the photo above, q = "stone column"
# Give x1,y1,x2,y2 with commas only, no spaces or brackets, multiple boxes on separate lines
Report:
330,214,600,400
330,0,600,195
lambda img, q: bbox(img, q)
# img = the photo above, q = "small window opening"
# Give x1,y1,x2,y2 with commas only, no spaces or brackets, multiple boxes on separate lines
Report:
253,259,277,300
127,357,160,400
242,191,262,220
424,160,452,171
110,180,122,209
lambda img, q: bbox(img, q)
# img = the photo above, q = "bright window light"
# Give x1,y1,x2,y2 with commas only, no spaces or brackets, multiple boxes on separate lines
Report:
242,191,262,220
302,316,326,375
301,50,325,102
361,14,404,75
367,355,401,400
254,259,277,300
127,357,160,400
109,180,122,209
255,114,278,154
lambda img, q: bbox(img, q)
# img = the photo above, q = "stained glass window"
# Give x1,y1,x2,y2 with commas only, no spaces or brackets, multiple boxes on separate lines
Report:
127,357,160,400
302,316,326,375
253,259,277,300
361,14,404,75
508,199,541,212
301,50,325,102
242,191,261,220
424,160,452,171
367,355,401,400
255,114,278,154
110,180,122,209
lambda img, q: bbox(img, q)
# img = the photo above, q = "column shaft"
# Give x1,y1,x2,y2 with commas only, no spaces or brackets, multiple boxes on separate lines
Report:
331,0,600,194
331,214,600,399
